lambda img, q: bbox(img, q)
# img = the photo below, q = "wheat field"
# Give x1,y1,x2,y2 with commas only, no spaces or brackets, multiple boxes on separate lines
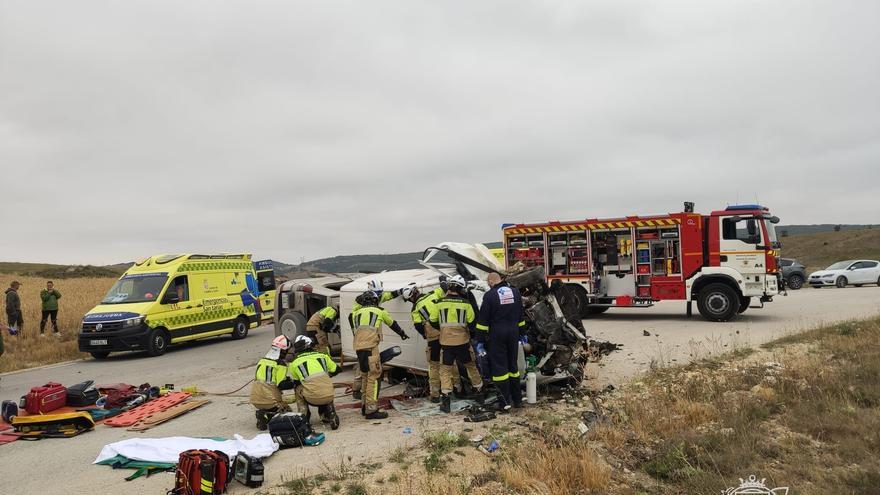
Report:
0,275,117,373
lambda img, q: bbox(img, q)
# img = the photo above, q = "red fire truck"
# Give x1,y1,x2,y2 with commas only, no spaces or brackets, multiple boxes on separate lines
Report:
502,203,782,322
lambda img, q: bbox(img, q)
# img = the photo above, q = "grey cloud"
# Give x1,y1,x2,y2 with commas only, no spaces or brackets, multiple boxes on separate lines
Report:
1,0,878,265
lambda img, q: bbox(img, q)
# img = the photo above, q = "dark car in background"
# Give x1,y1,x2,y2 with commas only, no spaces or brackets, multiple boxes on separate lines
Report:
780,258,807,290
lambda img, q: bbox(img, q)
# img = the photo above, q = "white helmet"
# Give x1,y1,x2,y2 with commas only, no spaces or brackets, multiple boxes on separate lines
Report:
447,275,467,291
366,280,383,293
293,334,315,353
401,284,419,302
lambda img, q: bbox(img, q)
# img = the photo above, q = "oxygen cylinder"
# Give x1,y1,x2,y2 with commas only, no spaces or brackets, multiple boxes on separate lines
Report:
526,371,537,404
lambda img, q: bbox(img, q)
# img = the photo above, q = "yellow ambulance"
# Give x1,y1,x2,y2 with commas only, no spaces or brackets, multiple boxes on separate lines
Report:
78,253,276,359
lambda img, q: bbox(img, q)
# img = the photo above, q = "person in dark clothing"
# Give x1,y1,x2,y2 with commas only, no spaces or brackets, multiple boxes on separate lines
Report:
476,272,526,412
40,281,62,336
5,281,23,334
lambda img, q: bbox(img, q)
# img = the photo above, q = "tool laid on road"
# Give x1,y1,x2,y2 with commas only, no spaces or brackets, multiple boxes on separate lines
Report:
232,452,264,488
2,400,18,422
12,411,95,439
168,449,231,495
66,380,100,407
127,399,210,432
104,392,191,428
23,382,67,414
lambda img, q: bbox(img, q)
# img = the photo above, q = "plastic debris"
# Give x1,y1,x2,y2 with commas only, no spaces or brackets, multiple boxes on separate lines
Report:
578,422,589,435
402,427,412,434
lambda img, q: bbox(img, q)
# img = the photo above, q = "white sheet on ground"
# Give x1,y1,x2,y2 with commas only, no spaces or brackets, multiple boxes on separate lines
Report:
94,434,278,464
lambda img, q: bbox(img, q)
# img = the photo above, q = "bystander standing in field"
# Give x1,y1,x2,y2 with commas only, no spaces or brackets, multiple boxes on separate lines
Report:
40,281,62,336
5,281,23,335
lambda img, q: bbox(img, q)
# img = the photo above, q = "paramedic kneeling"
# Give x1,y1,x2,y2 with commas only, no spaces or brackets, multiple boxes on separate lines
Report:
250,336,292,430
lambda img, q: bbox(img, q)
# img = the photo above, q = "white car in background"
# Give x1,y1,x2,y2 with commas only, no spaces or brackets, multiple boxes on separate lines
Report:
808,260,880,288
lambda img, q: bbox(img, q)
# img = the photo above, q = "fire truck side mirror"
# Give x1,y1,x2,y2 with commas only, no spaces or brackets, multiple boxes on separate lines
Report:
769,216,780,224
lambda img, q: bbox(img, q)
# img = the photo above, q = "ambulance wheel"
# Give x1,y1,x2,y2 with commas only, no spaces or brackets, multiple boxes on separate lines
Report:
231,316,250,340
278,312,307,340
697,283,739,322
90,351,110,360
147,328,169,356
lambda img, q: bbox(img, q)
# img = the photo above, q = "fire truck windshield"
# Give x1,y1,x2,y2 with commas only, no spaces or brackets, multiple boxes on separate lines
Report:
764,219,780,248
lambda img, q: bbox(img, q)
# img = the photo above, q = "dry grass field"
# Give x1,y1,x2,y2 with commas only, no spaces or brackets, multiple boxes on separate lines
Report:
0,275,116,373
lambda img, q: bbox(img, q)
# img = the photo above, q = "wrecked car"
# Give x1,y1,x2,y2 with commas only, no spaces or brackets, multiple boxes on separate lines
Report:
274,242,597,382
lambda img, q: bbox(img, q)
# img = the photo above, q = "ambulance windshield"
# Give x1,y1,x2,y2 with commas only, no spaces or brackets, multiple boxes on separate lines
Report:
102,273,169,304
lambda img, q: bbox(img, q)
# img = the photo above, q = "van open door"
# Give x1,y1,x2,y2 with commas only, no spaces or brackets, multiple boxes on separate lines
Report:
253,259,276,322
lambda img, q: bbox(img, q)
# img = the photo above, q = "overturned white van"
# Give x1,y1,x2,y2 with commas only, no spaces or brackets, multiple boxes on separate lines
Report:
275,242,591,382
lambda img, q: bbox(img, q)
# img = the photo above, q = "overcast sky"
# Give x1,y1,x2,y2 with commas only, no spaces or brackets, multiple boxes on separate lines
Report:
1,1,878,265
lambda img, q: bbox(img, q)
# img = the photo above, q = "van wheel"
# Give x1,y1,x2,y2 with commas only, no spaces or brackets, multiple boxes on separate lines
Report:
90,351,110,360
738,297,751,314
147,328,169,357
697,283,739,322
836,276,848,288
231,317,250,340
277,312,307,340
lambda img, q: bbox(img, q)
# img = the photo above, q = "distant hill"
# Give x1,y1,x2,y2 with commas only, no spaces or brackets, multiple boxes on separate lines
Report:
778,224,879,236
781,228,880,272
0,262,124,279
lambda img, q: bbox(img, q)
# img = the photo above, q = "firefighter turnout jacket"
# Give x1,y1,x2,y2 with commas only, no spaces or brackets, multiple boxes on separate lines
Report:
351,305,407,350
307,306,338,331
250,357,288,409
429,294,476,346
411,288,444,341
288,350,338,405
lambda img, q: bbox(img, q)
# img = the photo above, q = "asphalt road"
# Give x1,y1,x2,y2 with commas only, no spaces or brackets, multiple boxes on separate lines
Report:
2,286,879,494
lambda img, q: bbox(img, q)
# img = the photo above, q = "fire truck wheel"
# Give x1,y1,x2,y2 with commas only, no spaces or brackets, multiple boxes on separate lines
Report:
697,283,739,322
557,284,590,317
738,297,751,314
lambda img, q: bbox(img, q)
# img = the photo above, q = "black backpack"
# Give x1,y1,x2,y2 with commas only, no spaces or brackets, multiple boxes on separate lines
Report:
67,380,100,407
268,413,313,448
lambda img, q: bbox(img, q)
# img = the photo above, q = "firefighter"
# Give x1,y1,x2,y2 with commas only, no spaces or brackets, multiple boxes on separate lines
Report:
349,280,402,401
429,275,484,413
402,283,449,403
287,335,341,430
249,335,292,430
351,290,409,419
476,272,526,412
305,303,339,355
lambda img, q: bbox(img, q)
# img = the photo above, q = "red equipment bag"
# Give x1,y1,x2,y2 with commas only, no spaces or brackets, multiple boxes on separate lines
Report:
97,383,137,408
25,382,67,415
168,449,230,495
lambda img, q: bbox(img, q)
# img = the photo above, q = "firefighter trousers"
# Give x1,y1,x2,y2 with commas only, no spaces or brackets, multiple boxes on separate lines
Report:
439,344,482,395
295,387,336,420
356,347,383,413
427,340,458,398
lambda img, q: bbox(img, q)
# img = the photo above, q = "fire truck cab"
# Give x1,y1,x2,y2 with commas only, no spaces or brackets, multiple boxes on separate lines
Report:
502,203,782,322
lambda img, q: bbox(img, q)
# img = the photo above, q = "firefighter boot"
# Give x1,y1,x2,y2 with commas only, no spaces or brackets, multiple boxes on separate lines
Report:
352,390,362,401
440,394,451,414
255,409,274,431
365,410,388,420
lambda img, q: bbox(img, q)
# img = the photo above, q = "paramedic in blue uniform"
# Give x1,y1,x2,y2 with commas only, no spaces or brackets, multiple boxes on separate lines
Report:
475,272,526,411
